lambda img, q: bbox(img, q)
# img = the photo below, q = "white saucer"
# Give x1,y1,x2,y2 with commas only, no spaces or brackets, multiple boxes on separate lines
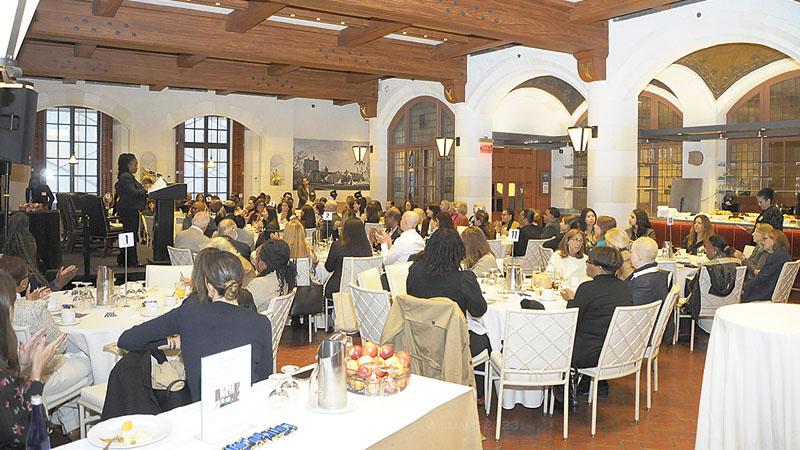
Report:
56,317,81,326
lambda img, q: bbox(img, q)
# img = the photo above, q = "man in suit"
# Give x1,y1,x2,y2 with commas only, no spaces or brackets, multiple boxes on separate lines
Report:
317,200,341,241
297,178,316,206
542,207,561,239
627,237,674,342
217,219,251,259
512,209,543,257
384,207,402,242
175,211,211,254
232,215,255,251
182,201,217,237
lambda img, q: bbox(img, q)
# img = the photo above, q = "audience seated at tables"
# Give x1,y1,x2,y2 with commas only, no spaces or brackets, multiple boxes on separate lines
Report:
175,211,211,254
682,215,713,255
324,218,373,299
542,214,580,250
0,257,90,440
542,207,562,239
683,235,741,320
741,229,792,303
627,237,674,341
512,209,543,257
217,219,252,260
461,227,498,277
546,229,589,281
493,208,520,238
593,216,617,247
119,251,273,402
406,228,489,399
472,209,496,240
182,248,257,311
734,223,772,281
284,219,319,267
604,228,634,280
626,208,657,241
246,239,297,313
181,201,217,237
376,211,425,266
200,237,256,287
556,246,632,411
0,271,67,448
3,213,77,291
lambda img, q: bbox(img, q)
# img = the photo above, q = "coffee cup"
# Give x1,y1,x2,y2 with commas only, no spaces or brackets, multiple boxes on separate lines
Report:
48,296,59,311
541,289,555,301
164,296,177,307
61,306,76,324
144,301,158,315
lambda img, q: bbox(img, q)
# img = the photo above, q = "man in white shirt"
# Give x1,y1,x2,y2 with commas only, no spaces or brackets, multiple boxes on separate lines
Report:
175,211,211,254
376,211,424,266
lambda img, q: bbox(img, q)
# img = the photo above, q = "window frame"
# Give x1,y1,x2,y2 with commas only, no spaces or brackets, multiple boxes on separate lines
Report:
44,106,101,194
178,116,231,200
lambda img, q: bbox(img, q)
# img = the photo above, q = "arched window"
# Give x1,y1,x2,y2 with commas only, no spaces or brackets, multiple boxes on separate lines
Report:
176,116,232,199
724,71,800,207
637,92,683,214
387,97,455,207
43,107,101,194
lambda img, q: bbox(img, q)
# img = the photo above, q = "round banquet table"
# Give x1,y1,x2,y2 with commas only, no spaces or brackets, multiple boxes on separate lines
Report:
695,303,800,450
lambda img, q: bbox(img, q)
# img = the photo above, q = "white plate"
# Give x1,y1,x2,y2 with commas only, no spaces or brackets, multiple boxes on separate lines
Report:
87,414,171,448
55,317,81,326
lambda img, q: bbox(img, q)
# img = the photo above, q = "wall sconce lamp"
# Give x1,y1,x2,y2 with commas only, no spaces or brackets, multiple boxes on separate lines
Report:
435,136,460,158
567,126,597,153
352,145,372,165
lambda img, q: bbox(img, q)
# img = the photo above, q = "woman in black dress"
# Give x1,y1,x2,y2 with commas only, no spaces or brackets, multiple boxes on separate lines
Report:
324,217,372,299
25,174,55,209
115,153,147,266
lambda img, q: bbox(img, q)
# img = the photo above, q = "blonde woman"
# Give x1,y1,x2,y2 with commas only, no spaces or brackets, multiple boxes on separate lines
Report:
454,201,469,227
461,227,497,277
282,219,318,266
200,237,256,286
734,223,773,280
604,227,634,280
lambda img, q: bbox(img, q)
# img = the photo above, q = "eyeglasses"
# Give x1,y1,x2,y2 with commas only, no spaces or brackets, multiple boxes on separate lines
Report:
568,238,583,243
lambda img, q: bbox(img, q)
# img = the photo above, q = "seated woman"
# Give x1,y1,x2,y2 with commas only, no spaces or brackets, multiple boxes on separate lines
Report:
255,206,281,249
277,201,293,229
741,229,792,302
542,214,580,250
0,256,89,439
493,208,520,238
434,211,456,231
299,205,317,229
3,213,77,291
246,239,297,313
734,223,772,280
626,208,656,241
472,210,496,240
579,208,598,246
558,246,632,411
0,271,67,448
593,216,617,247
364,201,382,224
182,248,256,312
604,228,634,280
283,219,319,267
406,228,489,399
461,227,497,277
324,218,373,299
682,214,713,255
683,235,741,318
200,237,256,286
546,229,589,281
119,252,272,402
422,205,440,237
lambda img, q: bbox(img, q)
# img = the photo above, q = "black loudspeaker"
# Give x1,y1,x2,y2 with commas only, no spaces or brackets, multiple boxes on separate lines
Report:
0,83,38,166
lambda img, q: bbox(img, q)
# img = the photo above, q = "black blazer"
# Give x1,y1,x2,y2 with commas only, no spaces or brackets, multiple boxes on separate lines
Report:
406,262,487,319
741,247,791,302
627,263,674,341
512,224,543,257
223,235,251,260
115,172,147,211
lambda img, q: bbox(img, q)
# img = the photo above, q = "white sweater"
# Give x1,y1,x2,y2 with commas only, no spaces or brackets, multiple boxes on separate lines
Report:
545,252,589,281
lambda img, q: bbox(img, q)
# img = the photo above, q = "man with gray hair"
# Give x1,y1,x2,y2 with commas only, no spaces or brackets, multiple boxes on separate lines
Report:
317,200,341,241
217,218,251,259
175,211,211,254
376,211,424,266
627,236,674,340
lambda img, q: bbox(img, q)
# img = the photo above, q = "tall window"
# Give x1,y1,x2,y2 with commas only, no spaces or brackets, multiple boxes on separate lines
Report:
388,97,455,207
637,93,683,213
44,107,100,194
182,116,230,199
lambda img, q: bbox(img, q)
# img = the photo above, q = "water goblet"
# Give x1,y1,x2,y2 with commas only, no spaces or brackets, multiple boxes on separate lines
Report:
267,388,290,416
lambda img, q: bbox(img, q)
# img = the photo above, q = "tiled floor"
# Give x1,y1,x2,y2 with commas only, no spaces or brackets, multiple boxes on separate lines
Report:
277,324,709,450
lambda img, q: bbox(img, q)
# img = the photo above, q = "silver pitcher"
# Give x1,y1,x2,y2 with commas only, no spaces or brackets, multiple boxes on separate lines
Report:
505,263,524,292
309,331,349,410
95,266,114,307
663,241,674,260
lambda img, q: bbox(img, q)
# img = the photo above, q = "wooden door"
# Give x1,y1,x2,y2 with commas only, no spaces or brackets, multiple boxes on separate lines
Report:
491,147,552,221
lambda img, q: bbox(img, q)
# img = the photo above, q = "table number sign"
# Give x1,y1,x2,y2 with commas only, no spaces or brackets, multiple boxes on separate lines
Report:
118,232,135,249
323,211,333,221
199,345,253,444
508,228,520,242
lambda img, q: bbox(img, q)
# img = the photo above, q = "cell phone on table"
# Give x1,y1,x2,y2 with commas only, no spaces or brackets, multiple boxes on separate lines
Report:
292,363,316,380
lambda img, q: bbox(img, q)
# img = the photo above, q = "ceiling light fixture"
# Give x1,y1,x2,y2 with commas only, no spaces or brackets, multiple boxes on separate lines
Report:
402,31,407,35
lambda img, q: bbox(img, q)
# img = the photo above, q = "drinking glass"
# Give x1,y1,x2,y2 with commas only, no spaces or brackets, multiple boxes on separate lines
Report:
174,281,186,298
268,388,290,416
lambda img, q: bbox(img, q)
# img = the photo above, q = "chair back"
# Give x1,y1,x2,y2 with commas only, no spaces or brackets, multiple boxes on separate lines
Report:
698,265,746,316
743,245,755,258
349,283,392,344
771,259,800,303
294,258,311,287
364,223,383,241
488,239,511,258
143,216,155,247
341,256,383,297
56,193,73,233
514,239,548,273
145,265,193,289
167,246,194,265
539,247,554,266
357,267,383,291
499,309,578,384
646,284,680,358
385,261,412,298
12,324,30,343
77,195,114,237
594,301,661,379
305,228,317,241
262,290,295,371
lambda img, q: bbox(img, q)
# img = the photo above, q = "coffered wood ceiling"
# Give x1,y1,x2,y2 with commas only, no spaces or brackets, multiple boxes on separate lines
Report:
17,0,682,115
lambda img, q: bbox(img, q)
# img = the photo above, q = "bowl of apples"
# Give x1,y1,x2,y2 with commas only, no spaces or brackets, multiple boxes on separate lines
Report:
345,341,411,395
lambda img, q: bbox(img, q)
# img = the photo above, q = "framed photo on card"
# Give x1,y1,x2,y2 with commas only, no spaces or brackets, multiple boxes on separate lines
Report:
199,345,253,443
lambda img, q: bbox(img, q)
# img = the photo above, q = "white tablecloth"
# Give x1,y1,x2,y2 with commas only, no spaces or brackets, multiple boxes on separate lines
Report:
696,303,800,450
59,375,480,449
55,287,177,384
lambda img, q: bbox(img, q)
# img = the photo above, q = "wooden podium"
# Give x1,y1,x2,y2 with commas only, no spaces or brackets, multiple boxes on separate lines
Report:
149,183,187,263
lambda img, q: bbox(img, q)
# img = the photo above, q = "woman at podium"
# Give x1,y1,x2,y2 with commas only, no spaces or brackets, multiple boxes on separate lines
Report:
115,153,147,267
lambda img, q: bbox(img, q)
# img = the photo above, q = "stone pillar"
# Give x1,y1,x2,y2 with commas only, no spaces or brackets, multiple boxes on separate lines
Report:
454,104,493,211
368,117,388,203
586,81,638,225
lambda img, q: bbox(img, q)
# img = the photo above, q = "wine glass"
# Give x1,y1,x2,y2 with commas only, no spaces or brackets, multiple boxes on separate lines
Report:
268,388,290,416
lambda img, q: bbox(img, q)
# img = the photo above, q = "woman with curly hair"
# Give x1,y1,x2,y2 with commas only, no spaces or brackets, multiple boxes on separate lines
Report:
246,239,297,313
626,208,656,241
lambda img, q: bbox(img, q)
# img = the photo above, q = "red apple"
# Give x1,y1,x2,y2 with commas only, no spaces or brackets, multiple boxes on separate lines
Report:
357,364,372,378
358,355,374,367
379,344,394,359
374,366,388,378
363,341,378,358
396,351,411,368
349,345,363,360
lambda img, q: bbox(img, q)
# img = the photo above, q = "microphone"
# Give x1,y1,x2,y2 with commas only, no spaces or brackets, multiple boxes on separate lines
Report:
144,168,162,178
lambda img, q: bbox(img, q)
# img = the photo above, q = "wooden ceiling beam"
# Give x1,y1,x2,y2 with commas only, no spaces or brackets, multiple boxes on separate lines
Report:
149,84,166,91
73,43,96,58
346,72,381,84
225,1,287,33
31,0,465,82
338,19,408,48
332,99,357,106
91,0,123,17
433,37,511,60
276,95,295,100
216,90,234,96
267,64,301,76
177,53,208,68
276,7,369,27
570,0,678,24
62,77,79,84
17,41,377,102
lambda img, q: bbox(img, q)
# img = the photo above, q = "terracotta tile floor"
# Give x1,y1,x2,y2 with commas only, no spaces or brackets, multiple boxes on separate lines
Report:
277,324,709,450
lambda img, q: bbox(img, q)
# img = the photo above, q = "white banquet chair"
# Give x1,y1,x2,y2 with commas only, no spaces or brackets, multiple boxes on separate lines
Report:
78,344,125,438
294,258,312,286
326,255,383,327
167,246,194,265
145,264,193,290
644,284,680,410
513,239,548,274
357,267,383,291
385,261,412,299
771,259,800,303
262,290,296,373
349,283,391,345
486,308,579,441
488,239,511,258
578,301,661,436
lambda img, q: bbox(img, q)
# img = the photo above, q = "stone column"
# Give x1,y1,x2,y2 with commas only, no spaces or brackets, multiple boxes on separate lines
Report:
368,117,388,203
454,103,493,211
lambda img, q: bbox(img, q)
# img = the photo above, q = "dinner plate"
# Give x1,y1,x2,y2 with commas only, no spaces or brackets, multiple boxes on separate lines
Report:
87,414,171,448
55,317,81,326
